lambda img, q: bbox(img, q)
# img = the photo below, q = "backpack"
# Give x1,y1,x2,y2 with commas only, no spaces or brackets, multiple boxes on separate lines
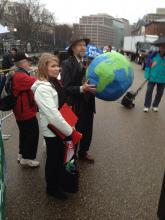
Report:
0,74,6,95
0,72,17,111
145,51,158,68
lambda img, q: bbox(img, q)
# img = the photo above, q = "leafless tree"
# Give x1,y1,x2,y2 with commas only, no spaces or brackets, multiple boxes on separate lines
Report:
0,0,8,19
55,24,73,49
1,0,73,51
5,0,55,51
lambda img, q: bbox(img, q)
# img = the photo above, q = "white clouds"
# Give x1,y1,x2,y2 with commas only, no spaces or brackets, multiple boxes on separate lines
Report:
41,0,165,24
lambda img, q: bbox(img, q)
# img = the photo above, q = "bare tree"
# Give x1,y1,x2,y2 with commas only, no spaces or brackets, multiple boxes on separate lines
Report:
0,0,8,19
55,24,73,49
5,0,55,51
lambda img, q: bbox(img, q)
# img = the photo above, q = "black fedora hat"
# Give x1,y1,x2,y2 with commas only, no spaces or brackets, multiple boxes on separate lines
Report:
14,52,31,62
153,36,165,46
68,34,90,55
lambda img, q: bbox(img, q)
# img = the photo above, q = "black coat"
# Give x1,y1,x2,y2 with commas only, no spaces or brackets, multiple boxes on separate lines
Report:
61,56,95,115
2,52,14,70
157,172,165,220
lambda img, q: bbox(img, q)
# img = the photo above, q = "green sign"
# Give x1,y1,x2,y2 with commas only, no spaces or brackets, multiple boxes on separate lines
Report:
0,131,5,220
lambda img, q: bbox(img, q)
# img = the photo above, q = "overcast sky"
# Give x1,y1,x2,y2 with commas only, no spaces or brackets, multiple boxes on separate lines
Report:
41,0,165,24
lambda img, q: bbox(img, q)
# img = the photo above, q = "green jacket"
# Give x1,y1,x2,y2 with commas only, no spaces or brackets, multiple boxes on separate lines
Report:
144,53,165,84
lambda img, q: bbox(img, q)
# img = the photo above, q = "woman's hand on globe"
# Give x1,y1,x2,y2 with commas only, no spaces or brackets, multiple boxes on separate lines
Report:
82,81,96,94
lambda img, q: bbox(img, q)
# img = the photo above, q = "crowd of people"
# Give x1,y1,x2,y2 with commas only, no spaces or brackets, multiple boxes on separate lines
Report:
1,35,97,201
1,35,165,218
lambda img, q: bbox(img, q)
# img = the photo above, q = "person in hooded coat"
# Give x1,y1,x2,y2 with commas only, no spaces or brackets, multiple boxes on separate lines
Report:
144,38,165,113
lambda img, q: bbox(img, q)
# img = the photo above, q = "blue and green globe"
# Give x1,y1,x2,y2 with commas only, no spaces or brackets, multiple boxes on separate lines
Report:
86,52,134,101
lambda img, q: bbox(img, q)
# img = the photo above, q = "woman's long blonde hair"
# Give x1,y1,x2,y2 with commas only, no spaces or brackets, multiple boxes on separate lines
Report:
38,53,59,81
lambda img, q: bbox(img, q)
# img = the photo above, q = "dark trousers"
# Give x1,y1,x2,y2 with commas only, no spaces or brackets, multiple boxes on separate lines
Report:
144,82,165,108
157,172,165,220
76,110,94,157
16,116,39,160
44,137,65,192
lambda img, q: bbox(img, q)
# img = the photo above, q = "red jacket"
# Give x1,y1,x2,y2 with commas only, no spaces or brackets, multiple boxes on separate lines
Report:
12,68,37,121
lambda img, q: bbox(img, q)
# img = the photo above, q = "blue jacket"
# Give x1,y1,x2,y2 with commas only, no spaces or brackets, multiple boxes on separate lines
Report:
144,53,165,84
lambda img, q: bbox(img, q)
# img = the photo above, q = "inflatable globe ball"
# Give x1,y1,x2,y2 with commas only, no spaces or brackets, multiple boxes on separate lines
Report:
86,52,134,101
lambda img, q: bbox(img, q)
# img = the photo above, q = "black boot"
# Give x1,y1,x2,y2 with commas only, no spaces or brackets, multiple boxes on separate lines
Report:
47,189,67,201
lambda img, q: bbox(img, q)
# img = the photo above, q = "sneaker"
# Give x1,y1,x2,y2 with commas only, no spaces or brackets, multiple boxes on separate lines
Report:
20,159,40,168
144,107,149,112
17,154,22,163
152,107,159,112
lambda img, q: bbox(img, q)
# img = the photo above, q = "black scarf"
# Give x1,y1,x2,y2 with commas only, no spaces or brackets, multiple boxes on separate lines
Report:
49,77,66,109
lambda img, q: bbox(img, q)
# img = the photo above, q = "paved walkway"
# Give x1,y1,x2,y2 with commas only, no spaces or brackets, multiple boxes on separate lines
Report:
3,63,165,220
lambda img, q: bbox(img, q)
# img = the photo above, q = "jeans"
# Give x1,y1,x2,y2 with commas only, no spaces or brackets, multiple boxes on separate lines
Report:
144,82,165,108
16,116,39,160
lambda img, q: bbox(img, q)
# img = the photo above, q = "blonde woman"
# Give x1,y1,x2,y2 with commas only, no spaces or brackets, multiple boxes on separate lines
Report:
31,53,73,200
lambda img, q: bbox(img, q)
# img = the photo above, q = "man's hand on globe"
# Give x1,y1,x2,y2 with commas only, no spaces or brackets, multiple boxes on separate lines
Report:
86,52,134,101
82,81,96,94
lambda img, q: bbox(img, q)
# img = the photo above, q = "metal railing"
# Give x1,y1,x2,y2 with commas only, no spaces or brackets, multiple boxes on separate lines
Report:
0,111,13,140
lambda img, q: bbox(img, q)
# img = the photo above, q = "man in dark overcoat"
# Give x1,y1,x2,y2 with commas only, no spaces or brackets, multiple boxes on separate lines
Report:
61,35,96,163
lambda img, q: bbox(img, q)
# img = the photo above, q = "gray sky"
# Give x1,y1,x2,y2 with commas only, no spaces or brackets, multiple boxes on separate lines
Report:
41,0,165,24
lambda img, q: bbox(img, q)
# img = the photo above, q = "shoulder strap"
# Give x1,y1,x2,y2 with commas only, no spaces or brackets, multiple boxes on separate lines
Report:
15,67,30,76
145,51,157,68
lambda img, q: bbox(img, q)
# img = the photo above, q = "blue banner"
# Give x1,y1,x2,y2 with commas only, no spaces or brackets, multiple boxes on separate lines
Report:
85,44,103,59
65,44,103,59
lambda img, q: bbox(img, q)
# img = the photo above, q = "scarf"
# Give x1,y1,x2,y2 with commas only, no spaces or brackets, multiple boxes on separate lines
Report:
49,77,66,109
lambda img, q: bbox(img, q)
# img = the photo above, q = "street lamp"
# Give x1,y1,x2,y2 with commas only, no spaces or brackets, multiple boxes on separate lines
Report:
50,26,56,48
53,25,56,47
13,28,18,48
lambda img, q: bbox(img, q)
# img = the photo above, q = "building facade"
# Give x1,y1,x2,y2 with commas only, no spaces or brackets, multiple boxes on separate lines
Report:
145,20,165,36
73,14,114,48
143,9,165,24
112,19,124,49
131,8,165,36
156,8,165,15
131,19,146,36
119,18,131,36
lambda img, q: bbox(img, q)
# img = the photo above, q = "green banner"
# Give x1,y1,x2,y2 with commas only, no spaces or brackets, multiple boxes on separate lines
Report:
0,131,5,220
